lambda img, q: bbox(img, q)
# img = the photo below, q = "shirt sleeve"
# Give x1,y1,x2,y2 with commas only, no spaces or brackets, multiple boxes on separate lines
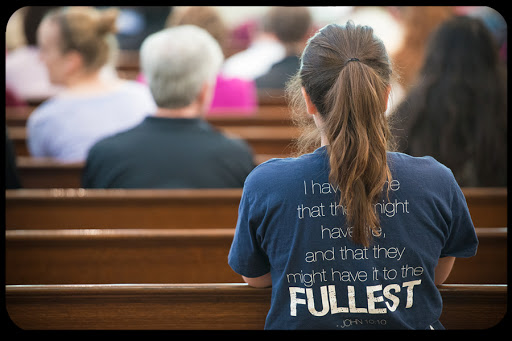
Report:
440,177,479,258
26,109,49,157
228,184,271,278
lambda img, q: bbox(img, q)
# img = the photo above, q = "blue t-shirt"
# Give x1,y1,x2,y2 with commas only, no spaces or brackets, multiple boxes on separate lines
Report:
228,146,478,330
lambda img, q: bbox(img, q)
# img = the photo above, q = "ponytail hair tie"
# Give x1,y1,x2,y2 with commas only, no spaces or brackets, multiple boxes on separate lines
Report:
345,57,360,65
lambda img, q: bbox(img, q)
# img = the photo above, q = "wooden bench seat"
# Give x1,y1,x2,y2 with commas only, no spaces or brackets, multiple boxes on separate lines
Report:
7,125,299,157
6,187,507,229
5,283,507,330
5,227,506,285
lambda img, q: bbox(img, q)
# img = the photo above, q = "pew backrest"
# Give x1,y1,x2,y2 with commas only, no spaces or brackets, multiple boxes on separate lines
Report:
5,283,506,330
7,125,299,156
6,188,243,229
6,187,507,229
6,228,241,284
6,104,293,129
5,227,506,285
15,154,287,188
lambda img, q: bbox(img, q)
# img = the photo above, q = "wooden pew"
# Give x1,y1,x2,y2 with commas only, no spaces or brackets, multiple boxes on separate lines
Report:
463,187,508,228
444,227,507,284
6,126,28,157
5,227,506,285
257,89,287,106
6,228,241,284
5,283,507,330
5,105,33,127
16,157,84,188
6,188,243,230
219,125,299,154
6,104,294,128
7,124,299,157
15,154,287,188
6,188,507,229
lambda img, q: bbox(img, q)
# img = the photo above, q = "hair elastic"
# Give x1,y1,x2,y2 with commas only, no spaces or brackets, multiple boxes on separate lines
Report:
345,57,360,65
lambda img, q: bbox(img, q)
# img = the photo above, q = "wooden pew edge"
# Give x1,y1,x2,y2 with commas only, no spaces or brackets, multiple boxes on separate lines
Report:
5,188,244,200
6,227,505,241
6,285,507,315
6,228,236,241
6,226,505,238
5,283,508,296
5,284,506,330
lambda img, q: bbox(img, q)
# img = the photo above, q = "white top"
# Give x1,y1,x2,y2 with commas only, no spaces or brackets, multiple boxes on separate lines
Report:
221,38,286,80
6,46,64,100
27,81,156,163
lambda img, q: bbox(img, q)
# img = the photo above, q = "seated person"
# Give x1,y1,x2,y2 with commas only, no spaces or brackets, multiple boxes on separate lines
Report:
255,7,313,90
141,6,258,115
82,25,256,189
222,16,285,81
6,6,64,102
390,16,507,187
27,7,156,163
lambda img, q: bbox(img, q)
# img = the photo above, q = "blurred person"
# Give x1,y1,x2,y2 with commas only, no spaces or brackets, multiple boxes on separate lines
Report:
463,6,507,62
82,25,255,188
27,6,155,163
6,86,26,107
6,7,26,51
222,10,286,81
390,6,454,90
255,6,313,89
390,15,507,187
113,6,172,50
138,6,258,115
229,21,477,330
6,6,64,101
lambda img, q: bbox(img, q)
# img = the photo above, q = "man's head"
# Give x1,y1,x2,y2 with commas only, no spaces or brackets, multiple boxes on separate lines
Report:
262,7,312,51
140,25,223,110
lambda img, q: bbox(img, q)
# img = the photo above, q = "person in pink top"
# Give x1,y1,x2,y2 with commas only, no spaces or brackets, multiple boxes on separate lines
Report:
137,6,258,116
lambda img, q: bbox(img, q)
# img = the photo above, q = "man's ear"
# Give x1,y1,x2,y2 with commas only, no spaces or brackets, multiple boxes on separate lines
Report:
301,87,318,115
197,80,215,114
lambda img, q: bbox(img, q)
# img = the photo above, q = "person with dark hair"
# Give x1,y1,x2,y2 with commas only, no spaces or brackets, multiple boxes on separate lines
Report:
390,15,507,187
113,6,172,50
228,21,477,329
255,7,313,89
222,15,285,81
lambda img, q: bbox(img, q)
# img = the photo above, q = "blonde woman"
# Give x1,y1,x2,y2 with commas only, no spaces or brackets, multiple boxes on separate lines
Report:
27,6,155,162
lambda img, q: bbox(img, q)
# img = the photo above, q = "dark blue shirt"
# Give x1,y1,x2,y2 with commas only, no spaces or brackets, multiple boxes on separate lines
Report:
228,146,478,329
82,116,255,188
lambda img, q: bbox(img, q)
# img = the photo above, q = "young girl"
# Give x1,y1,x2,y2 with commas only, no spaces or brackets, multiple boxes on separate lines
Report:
228,21,478,330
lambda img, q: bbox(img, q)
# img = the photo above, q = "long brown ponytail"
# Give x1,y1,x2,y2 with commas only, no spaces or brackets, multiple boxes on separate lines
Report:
287,21,394,247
